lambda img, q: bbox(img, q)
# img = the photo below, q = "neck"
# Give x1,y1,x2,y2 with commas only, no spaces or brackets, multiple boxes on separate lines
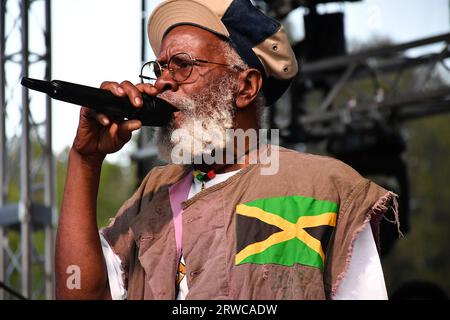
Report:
192,141,260,174
193,162,246,175
191,112,262,173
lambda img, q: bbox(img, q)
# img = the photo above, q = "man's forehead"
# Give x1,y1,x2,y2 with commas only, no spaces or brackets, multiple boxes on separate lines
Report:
158,25,224,57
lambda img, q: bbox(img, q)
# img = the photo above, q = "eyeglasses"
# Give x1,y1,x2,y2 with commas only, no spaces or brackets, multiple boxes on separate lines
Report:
139,52,236,85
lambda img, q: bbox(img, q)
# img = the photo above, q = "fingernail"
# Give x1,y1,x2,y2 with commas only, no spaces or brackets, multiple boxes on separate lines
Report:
117,87,125,94
134,97,142,106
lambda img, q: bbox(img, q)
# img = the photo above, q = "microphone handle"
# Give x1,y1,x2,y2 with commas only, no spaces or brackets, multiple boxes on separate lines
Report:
49,80,175,127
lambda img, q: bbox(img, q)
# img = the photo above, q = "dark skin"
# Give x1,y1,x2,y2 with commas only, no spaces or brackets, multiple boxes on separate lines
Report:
55,25,263,299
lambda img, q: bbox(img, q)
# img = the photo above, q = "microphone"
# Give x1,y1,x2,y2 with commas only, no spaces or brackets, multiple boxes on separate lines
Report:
21,77,176,127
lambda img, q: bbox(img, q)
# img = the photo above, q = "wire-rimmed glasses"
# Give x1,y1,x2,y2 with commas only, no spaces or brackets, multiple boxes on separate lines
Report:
139,52,234,85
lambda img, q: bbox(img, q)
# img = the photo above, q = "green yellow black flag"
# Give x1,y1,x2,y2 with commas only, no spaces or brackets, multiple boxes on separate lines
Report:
235,196,338,271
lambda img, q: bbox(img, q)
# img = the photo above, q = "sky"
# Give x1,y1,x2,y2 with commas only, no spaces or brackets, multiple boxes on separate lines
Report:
7,0,450,163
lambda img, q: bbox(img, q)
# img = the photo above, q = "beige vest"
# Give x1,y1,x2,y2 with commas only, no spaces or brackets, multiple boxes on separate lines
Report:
102,147,397,299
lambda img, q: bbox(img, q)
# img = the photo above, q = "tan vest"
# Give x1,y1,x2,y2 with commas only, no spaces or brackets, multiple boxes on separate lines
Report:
102,147,397,299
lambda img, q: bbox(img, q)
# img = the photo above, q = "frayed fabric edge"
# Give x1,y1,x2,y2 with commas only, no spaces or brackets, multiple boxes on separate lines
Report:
378,191,403,237
330,191,399,299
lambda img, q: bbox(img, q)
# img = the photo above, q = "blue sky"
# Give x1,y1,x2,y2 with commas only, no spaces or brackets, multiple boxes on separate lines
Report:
46,0,449,161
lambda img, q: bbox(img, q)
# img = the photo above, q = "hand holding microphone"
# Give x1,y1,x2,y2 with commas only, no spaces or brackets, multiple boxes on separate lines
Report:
21,77,176,158
21,77,176,126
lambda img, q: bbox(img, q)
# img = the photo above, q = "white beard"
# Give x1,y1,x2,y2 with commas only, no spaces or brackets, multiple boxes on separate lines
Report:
154,74,237,164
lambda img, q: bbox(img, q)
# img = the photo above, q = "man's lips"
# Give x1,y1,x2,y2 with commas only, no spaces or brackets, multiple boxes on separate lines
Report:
156,94,186,127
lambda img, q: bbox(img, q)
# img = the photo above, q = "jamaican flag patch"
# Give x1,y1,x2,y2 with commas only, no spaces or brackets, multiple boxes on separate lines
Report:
235,196,338,271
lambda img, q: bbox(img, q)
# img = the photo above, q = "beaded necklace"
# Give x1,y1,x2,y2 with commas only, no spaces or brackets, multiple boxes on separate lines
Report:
192,145,256,191
193,169,216,191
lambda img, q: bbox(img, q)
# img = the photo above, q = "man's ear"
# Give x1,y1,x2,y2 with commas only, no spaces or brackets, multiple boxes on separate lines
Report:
235,68,263,109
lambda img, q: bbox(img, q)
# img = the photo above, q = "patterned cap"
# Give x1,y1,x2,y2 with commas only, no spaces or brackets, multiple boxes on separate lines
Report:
148,0,299,105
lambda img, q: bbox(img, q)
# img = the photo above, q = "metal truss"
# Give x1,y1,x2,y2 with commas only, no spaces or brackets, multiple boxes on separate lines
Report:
133,0,166,181
274,33,450,143
0,0,54,300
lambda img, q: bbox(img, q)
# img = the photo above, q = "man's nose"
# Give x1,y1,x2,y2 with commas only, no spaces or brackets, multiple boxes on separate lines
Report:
154,69,178,92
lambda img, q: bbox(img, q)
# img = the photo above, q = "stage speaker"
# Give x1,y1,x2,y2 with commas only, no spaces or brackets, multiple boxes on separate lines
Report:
303,11,347,61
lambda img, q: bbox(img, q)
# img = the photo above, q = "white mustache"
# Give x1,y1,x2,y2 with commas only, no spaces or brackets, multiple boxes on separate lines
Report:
157,91,194,112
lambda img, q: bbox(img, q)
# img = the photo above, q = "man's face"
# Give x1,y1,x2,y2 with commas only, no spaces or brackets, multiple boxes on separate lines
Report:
153,25,239,164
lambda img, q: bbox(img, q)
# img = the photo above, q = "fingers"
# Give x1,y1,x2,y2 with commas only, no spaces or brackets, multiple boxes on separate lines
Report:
136,83,161,97
76,81,145,157
95,113,110,126
97,80,148,127
80,107,110,127
108,120,142,146
119,81,144,108
101,80,143,108
90,80,150,128
118,120,142,140
100,81,126,97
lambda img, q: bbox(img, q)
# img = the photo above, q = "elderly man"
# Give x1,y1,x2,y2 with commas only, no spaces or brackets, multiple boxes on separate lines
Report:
56,0,398,300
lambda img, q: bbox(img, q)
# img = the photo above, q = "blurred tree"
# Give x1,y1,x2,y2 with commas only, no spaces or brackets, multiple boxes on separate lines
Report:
383,114,450,298
55,148,138,228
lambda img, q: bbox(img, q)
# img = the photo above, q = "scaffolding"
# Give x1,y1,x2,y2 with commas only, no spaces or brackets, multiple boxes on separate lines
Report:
0,0,54,300
275,32,450,143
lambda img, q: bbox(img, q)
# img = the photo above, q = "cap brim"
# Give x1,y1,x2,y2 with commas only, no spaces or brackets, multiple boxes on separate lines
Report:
148,0,230,56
